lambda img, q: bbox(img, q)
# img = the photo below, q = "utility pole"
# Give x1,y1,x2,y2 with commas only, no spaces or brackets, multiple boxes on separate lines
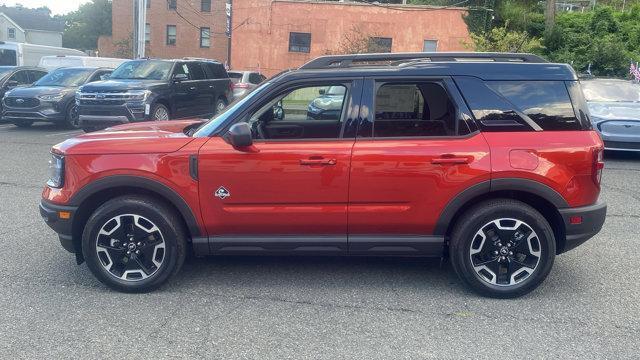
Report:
545,0,555,32
133,0,147,59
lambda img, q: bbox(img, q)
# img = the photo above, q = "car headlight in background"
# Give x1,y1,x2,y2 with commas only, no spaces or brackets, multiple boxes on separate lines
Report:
47,153,65,188
38,93,65,101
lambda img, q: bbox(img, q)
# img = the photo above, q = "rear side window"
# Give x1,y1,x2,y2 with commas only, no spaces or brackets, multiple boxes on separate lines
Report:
456,77,582,131
487,81,580,131
186,63,206,80
203,62,228,79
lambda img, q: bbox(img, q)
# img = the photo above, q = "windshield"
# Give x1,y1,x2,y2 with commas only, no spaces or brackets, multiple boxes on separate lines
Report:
35,68,93,87
110,60,173,80
193,81,272,137
582,80,640,102
0,67,13,79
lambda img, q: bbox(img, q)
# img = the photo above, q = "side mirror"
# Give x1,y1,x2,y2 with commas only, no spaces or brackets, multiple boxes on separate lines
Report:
318,88,326,95
5,80,19,89
173,73,188,82
225,122,253,148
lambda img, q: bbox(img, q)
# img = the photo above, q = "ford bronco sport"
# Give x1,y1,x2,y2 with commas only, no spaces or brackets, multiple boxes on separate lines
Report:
40,53,606,298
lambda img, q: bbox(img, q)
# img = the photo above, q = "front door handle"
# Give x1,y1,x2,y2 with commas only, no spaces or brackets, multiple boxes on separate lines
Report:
300,158,337,166
189,86,197,91
431,156,469,165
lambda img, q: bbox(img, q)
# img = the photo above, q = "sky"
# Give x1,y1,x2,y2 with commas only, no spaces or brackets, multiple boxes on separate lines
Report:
0,0,91,15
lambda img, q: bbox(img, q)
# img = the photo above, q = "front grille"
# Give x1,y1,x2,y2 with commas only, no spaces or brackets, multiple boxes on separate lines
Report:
604,140,640,150
80,99,126,106
77,92,131,106
4,97,39,108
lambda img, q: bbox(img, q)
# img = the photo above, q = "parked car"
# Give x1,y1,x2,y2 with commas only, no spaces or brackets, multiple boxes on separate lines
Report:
581,78,640,151
228,70,266,99
76,59,233,132
40,52,606,297
3,67,112,128
0,41,85,67
39,55,127,71
306,85,346,120
0,66,48,116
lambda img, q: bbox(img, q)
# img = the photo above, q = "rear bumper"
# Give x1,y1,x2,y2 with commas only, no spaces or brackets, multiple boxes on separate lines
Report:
39,199,77,253
558,201,607,253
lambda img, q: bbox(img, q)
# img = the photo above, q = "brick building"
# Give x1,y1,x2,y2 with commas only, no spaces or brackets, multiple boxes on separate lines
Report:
99,0,229,62
231,1,471,76
99,0,470,76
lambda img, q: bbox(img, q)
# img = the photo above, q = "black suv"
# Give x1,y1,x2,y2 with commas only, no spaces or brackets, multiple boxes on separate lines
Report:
76,59,232,131
3,67,112,128
0,66,48,119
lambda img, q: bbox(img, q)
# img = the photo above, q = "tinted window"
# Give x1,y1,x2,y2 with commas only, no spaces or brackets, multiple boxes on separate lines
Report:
9,70,29,85
248,84,348,139
289,32,311,53
187,63,206,80
29,70,47,83
35,68,93,87
249,73,262,84
203,62,227,79
373,82,463,137
228,72,243,83
487,81,580,131
0,49,16,66
111,60,173,80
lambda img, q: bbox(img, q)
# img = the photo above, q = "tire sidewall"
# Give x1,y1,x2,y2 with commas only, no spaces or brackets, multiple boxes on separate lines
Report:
451,201,556,298
151,103,170,121
82,197,184,292
65,102,80,129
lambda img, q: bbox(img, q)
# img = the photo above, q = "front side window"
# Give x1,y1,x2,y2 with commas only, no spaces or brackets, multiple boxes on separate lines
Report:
248,84,348,140
7,28,15,39
9,70,29,85
110,60,173,80
289,32,311,53
35,68,94,87
368,37,392,53
201,0,211,11
372,82,462,138
186,63,205,80
166,25,176,45
200,27,210,48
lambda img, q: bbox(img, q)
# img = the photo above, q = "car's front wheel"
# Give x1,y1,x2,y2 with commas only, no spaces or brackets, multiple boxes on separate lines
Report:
449,199,556,298
150,103,170,121
82,196,187,292
64,103,80,129
13,120,33,128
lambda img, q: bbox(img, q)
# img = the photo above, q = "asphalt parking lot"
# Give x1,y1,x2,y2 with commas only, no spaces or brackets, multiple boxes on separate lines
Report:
0,122,638,359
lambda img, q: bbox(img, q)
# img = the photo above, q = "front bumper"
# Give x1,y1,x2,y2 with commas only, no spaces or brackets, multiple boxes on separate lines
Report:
78,103,149,128
39,199,77,253
3,104,65,123
558,201,607,253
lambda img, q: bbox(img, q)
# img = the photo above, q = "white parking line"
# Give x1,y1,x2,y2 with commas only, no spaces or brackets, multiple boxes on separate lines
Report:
44,130,83,137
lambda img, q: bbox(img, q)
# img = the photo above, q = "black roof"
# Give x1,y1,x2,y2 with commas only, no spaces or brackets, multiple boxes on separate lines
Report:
0,6,64,32
283,52,577,82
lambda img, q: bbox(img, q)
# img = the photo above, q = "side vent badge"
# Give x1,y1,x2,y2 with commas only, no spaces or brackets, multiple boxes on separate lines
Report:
214,186,231,199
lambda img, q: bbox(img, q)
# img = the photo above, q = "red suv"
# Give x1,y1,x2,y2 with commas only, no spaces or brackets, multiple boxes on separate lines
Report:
40,53,606,297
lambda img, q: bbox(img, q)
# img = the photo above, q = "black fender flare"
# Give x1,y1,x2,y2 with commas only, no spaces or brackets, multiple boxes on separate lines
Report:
69,175,201,237
434,178,568,235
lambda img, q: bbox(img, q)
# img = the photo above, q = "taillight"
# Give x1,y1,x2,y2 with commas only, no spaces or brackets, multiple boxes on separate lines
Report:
593,147,604,186
232,82,250,89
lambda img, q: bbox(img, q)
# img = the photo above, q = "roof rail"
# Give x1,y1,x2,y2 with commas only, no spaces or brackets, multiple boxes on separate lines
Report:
299,52,548,69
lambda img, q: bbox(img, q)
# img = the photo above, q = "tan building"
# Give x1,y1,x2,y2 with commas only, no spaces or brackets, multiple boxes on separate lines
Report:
99,0,229,62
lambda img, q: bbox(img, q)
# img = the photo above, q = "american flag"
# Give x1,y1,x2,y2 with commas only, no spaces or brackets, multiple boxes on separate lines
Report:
631,62,640,81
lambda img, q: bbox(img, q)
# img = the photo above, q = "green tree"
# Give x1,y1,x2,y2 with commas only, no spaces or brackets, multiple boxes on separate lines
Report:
468,23,543,53
61,0,112,51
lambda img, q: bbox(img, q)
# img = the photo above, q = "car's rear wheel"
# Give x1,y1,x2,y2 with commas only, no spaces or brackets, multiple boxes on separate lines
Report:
449,199,556,298
82,196,186,292
13,121,33,128
151,103,170,121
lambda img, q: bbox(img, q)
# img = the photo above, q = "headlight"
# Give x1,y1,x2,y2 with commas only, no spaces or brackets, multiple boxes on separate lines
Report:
124,90,152,102
47,153,65,188
38,93,65,101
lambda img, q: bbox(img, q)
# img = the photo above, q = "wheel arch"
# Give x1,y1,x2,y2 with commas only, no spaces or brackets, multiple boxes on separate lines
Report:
436,178,568,254
69,176,201,262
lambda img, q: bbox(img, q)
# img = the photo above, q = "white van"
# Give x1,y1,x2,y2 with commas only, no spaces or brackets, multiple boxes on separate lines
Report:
0,41,86,67
38,55,128,71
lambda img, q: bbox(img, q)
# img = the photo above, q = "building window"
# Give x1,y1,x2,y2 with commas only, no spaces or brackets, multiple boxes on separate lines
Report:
200,27,210,48
7,28,15,39
201,0,211,12
423,39,438,52
368,37,392,53
168,0,177,10
289,32,311,53
146,0,150,8
145,23,151,43
166,25,176,45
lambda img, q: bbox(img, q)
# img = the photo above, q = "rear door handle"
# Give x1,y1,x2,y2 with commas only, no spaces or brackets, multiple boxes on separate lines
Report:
300,158,337,166
431,156,469,165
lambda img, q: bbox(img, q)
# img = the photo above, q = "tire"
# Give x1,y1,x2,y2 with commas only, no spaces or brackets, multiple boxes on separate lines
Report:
449,199,556,298
63,103,80,129
150,103,170,121
82,126,100,133
82,196,187,293
13,121,33,128
214,98,226,115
